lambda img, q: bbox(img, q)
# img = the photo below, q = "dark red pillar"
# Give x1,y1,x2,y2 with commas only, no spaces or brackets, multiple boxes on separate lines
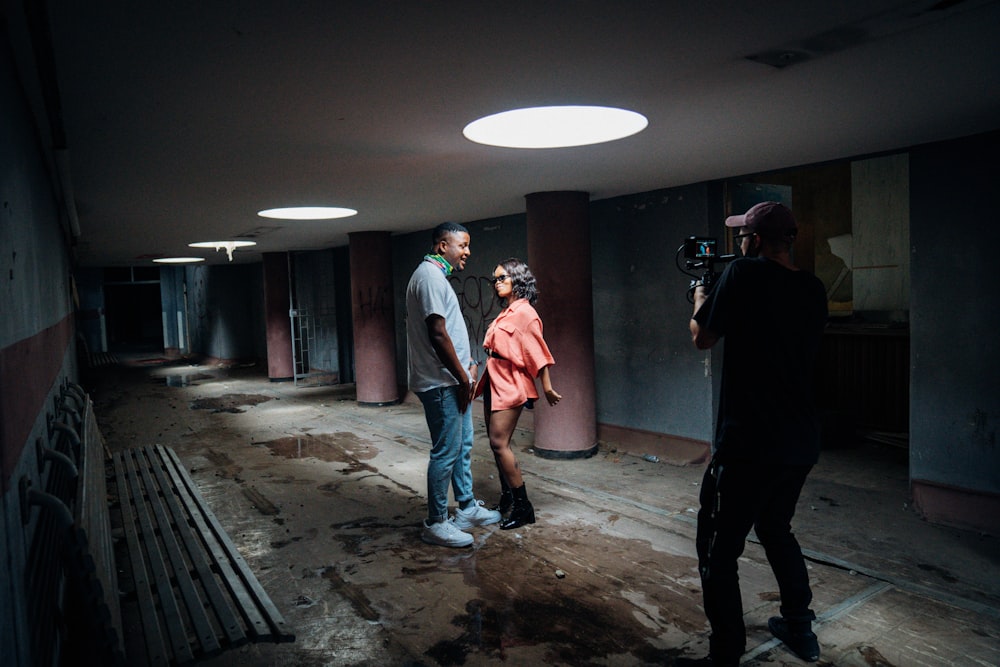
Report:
348,231,399,406
262,252,294,381
525,191,598,458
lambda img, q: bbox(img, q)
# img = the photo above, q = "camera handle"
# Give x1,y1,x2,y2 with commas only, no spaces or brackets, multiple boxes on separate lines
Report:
687,268,715,304
677,244,709,303
676,243,735,304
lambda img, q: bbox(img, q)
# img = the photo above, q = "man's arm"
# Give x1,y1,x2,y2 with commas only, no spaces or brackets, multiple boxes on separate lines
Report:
425,314,475,412
689,284,720,350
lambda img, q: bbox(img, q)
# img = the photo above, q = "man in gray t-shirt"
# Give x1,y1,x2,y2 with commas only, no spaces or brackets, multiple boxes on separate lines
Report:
405,222,500,547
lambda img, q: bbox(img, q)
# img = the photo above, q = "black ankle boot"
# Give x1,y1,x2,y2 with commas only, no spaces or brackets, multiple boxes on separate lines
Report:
492,486,513,515
500,484,535,530
491,489,514,516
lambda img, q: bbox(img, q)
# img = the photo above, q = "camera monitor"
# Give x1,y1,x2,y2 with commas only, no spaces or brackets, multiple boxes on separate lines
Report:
684,236,717,260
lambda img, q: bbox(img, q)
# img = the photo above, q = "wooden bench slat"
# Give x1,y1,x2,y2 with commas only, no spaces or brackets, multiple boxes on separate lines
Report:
26,502,68,667
139,447,232,653
116,450,183,665
133,450,220,655
82,402,118,589
124,448,199,664
76,400,123,655
145,447,248,647
29,383,294,667
157,447,267,635
159,445,292,641
37,383,296,666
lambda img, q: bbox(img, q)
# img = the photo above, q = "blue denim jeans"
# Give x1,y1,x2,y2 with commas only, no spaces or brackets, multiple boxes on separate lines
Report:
417,385,474,521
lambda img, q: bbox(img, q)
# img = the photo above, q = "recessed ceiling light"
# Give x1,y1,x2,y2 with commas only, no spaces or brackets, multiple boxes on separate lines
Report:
463,105,648,148
257,207,358,220
153,257,205,264
188,240,257,249
189,240,257,261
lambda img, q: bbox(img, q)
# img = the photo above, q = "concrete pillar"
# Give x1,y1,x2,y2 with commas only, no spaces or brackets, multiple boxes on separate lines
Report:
159,266,181,358
525,191,598,458
349,231,399,406
262,252,294,381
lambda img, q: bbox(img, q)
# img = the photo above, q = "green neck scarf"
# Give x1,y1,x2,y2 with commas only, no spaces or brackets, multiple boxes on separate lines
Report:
424,253,454,276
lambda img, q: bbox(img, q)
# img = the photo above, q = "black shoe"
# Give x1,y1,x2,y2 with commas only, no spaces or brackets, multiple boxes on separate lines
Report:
491,488,513,515
768,616,820,662
500,498,535,530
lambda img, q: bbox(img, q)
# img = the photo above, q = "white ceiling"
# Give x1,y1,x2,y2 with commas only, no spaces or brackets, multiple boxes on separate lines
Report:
16,0,1000,266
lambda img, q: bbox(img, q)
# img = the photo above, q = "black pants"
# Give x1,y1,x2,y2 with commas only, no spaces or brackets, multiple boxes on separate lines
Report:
695,457,815,663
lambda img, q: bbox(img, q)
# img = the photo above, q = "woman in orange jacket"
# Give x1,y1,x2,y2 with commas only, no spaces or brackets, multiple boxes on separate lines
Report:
476,258,561,529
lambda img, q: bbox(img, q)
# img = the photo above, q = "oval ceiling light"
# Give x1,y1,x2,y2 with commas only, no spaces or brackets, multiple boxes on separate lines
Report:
153,257,205,264
189,240,257,262
257,206,358,220
463,105,648,148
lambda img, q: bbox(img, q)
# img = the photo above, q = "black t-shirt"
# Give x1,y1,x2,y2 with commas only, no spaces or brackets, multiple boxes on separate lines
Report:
693,257,828,464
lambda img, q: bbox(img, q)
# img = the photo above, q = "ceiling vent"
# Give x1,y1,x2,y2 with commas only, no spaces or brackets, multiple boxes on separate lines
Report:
745,0,987,68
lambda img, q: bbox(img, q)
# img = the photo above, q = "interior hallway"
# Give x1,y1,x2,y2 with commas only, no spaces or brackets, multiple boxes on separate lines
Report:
84,356,1000,667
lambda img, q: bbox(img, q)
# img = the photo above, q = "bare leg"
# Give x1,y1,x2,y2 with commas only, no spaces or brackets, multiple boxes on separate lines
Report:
482,381,503,478
491,407,535,530
488,407,524,488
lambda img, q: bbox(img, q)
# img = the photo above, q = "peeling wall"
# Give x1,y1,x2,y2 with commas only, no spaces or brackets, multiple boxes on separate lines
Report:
852,154,911,317
590,184,717,444
909,131,1000,531
0,33,78,665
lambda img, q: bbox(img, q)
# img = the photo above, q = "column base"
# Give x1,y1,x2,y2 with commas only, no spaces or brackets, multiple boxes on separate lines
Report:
358,399,401,408
532,443,599,460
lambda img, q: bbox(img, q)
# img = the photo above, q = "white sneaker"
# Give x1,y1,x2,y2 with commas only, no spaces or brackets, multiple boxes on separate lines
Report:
421,518,473,547
453,500,502,530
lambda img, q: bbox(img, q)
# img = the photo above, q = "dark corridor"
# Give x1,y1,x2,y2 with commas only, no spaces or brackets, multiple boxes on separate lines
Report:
103,282,163,351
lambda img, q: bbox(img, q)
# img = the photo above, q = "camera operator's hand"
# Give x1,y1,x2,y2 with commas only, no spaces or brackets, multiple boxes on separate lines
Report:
690,283,719,349
692,282,710,314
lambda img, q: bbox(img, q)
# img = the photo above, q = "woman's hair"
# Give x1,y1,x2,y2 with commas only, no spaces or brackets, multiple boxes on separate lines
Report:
498,257,539,305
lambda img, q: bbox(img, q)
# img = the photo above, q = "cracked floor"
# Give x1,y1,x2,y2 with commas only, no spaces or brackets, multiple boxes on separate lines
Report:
85,358,1000,666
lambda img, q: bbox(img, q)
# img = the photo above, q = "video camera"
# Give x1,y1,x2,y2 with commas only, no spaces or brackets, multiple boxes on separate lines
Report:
676,236,736,302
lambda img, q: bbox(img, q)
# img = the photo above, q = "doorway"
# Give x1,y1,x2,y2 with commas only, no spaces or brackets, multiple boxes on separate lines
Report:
726,154,910,449
103,281,163,353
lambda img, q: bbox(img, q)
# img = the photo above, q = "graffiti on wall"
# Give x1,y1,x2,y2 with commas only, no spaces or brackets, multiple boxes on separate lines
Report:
450,274,503,362
354,284,393,320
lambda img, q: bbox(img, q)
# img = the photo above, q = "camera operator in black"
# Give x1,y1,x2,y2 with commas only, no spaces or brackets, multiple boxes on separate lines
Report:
682,202,828,667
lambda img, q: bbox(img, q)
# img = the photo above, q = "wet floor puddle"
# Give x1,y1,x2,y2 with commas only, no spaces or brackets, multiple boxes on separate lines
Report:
151,373,215,387
258,433,379,472
327,515,700,665
422,540,691,665
426,595,670,665
189,393,272,413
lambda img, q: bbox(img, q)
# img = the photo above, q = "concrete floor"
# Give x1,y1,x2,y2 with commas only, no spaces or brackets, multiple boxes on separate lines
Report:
85,358,1000,667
